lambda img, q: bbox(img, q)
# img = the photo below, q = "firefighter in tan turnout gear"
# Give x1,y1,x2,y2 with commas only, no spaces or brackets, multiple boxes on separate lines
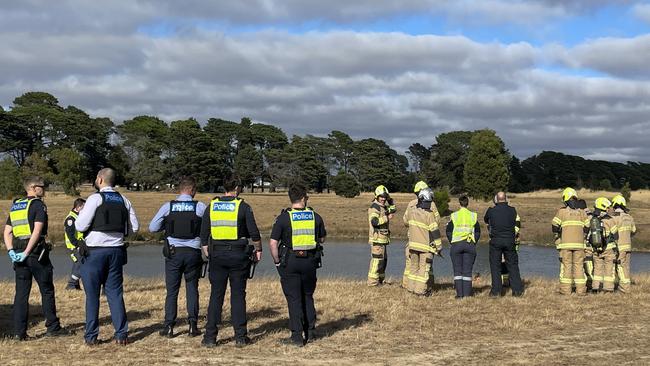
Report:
588,197,618,293
403,188,442,295
611,195,636,293
367,185,396,286
552,188,590,295
402,181,440,288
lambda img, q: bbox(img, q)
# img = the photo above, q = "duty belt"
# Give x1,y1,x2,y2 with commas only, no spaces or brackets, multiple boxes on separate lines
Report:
212,243,247,251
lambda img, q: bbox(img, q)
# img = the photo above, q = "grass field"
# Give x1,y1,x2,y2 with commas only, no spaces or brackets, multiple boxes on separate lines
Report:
0,275,649,365
1,187,649,249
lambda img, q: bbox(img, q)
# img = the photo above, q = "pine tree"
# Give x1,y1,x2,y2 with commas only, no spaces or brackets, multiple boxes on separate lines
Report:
464,129,510,201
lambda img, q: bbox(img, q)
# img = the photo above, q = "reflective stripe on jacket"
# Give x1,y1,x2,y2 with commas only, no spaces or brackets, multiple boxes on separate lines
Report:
552,207,589,250
451,208,478,244
64,211,84,250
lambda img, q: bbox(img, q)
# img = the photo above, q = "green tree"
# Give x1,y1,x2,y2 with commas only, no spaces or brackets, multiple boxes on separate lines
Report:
621,181,632,203
433,187,451,216
351,138,409,192
423,131,474,193
0,158,24,199
50,147,85,195
508,156,530,193
250,123,288,190
118,116,169,189
106,145,130,186
464,129,510,201
20,152,54,184
407,142,431,175
328,130,354,174
234,145,263,191
331,172,361,198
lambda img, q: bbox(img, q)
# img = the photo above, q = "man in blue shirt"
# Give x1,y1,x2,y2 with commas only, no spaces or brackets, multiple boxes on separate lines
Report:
75,168,139,346
149,176,206,338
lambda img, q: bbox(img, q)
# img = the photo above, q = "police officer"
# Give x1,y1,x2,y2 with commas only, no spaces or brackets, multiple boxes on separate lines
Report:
149,176,206,338
367,185,395,286
552,188,590,295
200,177,261,348
3,176,69,340
269,184,326,347
75,168,139,345
446,195,481,298
484,192,523,297
64,198,86,290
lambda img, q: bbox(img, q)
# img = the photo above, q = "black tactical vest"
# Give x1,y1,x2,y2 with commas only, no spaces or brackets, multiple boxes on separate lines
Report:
164,200,202,239
88,192,128,234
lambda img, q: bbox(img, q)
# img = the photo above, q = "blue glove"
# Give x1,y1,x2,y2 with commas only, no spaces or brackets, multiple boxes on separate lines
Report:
14,251,28,263
8,250,18,262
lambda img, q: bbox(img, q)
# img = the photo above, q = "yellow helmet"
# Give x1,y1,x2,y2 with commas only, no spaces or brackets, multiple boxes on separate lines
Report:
612,194,626,207
562,187,578,202
594,197,612,211
374,185,389,198
413,181,428,193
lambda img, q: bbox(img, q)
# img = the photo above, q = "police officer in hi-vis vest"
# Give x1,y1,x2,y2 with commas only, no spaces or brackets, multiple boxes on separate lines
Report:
200,177,262,348
149,176,206,338
4,176,69,340
269,184,326,347
75,168,139,345
64,198,86,290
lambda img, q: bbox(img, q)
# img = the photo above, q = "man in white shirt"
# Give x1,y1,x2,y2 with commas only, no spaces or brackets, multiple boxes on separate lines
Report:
75,168,139,346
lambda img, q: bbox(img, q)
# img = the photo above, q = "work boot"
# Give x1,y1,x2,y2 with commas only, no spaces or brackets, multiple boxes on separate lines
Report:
305,329,318,344
12,334,28,341
235,336,252,347
188,321,201,337
66,282,81,290
159,325,174,338
281,332,304,347
201,337,217,348
46,327,72,337
85,338,99,347
114,337,129,346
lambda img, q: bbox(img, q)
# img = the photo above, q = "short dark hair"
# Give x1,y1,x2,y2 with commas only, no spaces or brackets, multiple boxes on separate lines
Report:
288,184,308,204
459,195,469,207
23,176,44,190
178,176,196,192
72,198,86,209
98,168,116,186
223,177,241,192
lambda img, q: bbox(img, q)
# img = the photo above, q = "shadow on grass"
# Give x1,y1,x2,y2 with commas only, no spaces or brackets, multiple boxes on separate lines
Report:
0,303,44,337
66,310,153,336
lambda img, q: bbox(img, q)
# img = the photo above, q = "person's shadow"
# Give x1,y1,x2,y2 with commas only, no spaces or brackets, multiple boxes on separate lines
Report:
0,303,42,338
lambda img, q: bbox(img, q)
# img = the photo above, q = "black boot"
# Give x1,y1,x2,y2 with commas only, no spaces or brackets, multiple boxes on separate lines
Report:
188,321,201,337
159,325,174,338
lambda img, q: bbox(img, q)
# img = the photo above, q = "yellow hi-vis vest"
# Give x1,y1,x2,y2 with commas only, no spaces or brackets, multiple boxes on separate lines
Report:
209,198,241,240
450,207,478,244
289,208,317,250
9,198,39,240
64,211,84,250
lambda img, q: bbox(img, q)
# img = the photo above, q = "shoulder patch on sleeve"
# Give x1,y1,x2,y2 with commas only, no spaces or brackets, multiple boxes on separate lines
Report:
66,219,73,226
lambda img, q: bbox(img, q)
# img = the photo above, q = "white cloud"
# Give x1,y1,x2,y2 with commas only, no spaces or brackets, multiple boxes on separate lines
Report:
632,2,650,24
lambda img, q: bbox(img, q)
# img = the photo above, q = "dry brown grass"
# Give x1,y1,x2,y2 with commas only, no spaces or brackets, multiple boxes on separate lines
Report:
0,275,649,365
1,187,649,249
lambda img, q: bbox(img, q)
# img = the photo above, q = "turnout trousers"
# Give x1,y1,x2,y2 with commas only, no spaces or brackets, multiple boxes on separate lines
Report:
450,241,476,297
402,244,410,288
584,247,594,291
592,248,616,292
203,248,250,342
616,251,631,293
407,250,433,295
80,247,128,342
13,252,61,337
558,249,586,295
367,244,387,286
164,247,203,327
278,252,318,339
489,241,523,296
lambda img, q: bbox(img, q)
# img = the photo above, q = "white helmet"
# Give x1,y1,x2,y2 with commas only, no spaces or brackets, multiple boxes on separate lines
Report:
418,188,433,202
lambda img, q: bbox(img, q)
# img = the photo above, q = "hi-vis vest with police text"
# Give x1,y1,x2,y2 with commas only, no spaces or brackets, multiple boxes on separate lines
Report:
64,210,84,250
9,198,40,240
450,207,478,244
289,208,317,250
210,198,241,240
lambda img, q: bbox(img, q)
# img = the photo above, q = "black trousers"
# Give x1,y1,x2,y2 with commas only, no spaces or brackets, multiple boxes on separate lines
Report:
164,247,203,327
13,252,61,336
278,253,318,336
203,249,250,341
489,241,523,295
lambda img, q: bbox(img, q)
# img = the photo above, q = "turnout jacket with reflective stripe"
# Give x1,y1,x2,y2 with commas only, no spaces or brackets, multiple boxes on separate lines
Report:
552,207,589,250
368,200,390,244
403,204,442,253
613,210,635,252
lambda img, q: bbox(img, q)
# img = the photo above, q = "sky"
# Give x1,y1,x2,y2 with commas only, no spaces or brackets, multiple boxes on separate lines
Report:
1,0,650,162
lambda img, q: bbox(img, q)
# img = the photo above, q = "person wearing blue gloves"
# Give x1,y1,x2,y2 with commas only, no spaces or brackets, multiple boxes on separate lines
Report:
3,176,69,340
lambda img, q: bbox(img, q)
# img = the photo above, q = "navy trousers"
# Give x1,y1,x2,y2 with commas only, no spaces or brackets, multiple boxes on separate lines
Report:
278,253,318,336
489,241,523,296
450,241,476,297
203,249,250,341
80,247,128,342
164,247,203,327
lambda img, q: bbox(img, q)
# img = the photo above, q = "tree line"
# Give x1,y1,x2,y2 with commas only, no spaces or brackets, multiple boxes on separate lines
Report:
1,91,648,201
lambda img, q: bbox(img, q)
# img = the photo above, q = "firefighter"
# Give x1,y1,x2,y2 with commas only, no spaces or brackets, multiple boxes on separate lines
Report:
611,195,636,293
403,188,442,295
367,185,395,286
552,188,590,295
402,181,440,288
588,197,618,293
